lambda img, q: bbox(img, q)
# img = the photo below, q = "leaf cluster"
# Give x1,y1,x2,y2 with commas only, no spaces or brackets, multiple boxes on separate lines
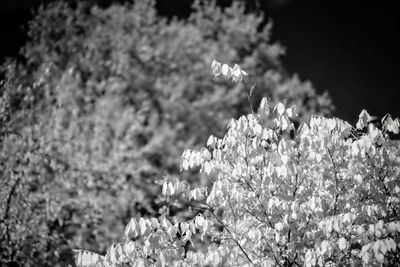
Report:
75,66,400,266
1,0,333,266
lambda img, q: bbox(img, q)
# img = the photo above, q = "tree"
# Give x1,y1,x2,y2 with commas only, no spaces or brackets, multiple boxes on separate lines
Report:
0,0,332,265
75,62,400,267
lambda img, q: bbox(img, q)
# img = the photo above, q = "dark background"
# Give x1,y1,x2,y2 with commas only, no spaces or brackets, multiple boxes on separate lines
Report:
1,0,399,123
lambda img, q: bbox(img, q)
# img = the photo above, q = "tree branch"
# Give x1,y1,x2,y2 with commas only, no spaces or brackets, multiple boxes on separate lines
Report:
208,208,253,264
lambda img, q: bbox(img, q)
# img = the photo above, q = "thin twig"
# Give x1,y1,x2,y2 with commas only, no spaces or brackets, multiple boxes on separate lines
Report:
208,208,253,264
327,148,340,215
242,80,255,116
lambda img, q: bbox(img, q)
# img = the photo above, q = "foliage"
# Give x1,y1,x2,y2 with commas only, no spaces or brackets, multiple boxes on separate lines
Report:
75,62,400,266
0,0,332,266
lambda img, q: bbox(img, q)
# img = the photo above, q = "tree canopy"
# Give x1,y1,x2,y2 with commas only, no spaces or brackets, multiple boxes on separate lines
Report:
0,0,332,266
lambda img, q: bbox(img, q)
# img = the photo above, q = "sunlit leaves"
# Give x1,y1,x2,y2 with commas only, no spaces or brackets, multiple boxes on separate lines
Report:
75,74,399,266
276,102,285,115
304,249,317,267
74,250,104,267
356,109,372,130
212,60,248,83
382,114,400,134
211,59,222,77
338,237,347,250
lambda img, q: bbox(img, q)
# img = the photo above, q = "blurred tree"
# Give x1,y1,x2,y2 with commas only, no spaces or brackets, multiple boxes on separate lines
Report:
0,0,332,265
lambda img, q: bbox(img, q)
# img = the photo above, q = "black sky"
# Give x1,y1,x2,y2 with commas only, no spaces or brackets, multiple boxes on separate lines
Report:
0,0,399,124
267,0,400,123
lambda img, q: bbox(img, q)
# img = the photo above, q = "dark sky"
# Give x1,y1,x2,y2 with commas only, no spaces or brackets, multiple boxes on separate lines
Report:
1,0,399,124
267,0,400,124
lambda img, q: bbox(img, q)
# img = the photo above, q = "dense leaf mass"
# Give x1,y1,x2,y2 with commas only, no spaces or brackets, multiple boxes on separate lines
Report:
0,0,334,266
76,87,400,266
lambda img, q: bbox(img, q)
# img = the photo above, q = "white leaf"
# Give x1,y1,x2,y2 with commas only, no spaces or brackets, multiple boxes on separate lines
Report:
260,97,268,110
231,64,244,82
338,237,347,250
379,240,387,255
277,103,285,115
211,59,222,76
81,251,93,266
203,161,212,175
207,135,216,147
375,252,384,263
384,238,397,252
356,109,371,130
320,240,330,256
221,64,231,79
304,250,314,267
139,218,148,236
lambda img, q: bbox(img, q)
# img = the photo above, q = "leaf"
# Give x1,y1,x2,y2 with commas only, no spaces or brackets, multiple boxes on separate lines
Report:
384,238,397,252
162,182,168,196
338,237,347,250
376,220,384,230
276,103,285,115
333,218,340,233
382,115,400,133
362,251,370,264
281,116,289,131
375,252,384,263
206,251,221,267
115,243,126,262
260,97,268,109
159,251,166,267
203,161,212,175
201,147,212,161
207,135,216,148
149,234,161,250
125,218,139,240
75,250,82,266
168,182,175,196
304,249,315,267
379,240,387,255
231,64,244,82
373,240,380,256
356,225,364,235
139,218,148,236
108,245,118,264
356,109,371,130
320,240,328,255
211,59,222,76
195,215,206,228
123,242,136,258
387,222,398,232
81,251,93,266
221,64,231,79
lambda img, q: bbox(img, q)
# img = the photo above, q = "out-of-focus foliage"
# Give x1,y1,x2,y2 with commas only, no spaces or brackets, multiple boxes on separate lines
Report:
0,0,332,266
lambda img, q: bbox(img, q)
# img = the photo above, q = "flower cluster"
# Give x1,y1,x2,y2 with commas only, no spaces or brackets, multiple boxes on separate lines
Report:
211,59,248,83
